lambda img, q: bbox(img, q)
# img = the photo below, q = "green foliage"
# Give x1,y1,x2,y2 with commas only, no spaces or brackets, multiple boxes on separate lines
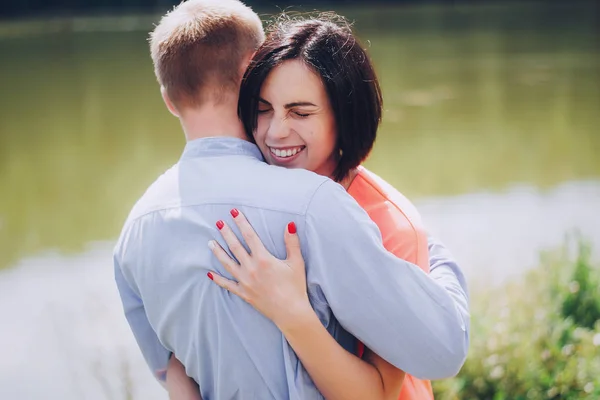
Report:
561,244,600,330
433,242,600,400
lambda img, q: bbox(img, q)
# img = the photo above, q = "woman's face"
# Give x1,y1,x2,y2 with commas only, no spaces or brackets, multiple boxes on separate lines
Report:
254,59,338,179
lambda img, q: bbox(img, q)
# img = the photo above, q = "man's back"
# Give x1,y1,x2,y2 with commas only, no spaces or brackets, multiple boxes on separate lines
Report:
115,138,470,399
114,138,347,399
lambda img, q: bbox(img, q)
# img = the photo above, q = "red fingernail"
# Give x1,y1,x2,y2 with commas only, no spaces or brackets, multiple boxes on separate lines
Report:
288,222,296,234
230,208,239,218
207,272,214,280
216,220,224,230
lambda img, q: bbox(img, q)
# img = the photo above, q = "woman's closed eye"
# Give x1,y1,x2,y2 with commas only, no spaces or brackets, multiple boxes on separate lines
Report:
257,107,272,114
292,110,311,118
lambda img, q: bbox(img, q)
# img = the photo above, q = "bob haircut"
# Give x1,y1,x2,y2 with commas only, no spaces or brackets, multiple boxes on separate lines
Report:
238,14,383,182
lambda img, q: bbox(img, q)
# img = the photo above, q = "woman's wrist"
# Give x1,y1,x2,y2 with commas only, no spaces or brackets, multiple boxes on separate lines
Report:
275,299,318,335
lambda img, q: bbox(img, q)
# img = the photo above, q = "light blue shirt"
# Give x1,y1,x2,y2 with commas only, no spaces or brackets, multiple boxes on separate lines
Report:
114,137,469,400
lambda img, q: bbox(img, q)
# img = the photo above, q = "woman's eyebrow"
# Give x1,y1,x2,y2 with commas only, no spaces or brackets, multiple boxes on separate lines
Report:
285,101,317,109
257,97,271,106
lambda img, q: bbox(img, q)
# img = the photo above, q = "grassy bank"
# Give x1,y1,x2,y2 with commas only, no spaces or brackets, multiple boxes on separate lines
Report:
433,240,600,399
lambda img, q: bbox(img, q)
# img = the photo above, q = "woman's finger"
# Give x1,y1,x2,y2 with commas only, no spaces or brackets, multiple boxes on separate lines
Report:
207,271,246,301
283,221,302,265
229,209,268,256
215,219,251,265
208,240,242,280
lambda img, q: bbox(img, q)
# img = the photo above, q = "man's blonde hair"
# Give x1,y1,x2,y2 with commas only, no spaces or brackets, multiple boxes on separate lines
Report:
150,0,265,107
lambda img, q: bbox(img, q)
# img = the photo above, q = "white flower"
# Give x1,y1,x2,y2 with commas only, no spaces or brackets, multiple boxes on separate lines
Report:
561,344,574,356
540,349,551,361
569,281,580,293
573,327,586,339
490,365,504,380
485,354,499,366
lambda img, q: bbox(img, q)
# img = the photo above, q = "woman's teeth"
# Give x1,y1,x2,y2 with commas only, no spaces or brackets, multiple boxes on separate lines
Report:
270,147,303,158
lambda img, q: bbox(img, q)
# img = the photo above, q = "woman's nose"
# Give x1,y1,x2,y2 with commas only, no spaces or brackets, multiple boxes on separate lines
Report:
266,115,291,140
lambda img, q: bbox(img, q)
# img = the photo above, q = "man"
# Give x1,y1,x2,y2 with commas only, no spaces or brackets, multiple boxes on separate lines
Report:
114,1,470,399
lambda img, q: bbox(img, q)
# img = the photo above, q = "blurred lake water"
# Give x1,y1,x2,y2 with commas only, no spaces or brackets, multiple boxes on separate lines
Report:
0,2,599,399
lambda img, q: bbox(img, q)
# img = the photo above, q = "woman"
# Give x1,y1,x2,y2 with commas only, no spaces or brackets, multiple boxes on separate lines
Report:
168,14,457,400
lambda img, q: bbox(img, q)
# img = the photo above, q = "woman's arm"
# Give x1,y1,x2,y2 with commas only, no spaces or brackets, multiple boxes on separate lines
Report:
280,306,405,400
166,355,202,400
207,210,404,400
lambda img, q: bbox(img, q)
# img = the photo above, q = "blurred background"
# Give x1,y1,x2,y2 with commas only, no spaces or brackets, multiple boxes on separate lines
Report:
1,0,599,399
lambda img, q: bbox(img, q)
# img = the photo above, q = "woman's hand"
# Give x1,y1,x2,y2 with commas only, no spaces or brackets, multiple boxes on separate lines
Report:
207,209,312,330
207,210,405,400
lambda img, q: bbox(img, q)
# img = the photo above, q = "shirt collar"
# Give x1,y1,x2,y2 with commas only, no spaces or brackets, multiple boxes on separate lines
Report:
181,137,264,162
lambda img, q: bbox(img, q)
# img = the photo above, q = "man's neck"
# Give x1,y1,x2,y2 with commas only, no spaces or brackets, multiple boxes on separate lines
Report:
180,101,248,142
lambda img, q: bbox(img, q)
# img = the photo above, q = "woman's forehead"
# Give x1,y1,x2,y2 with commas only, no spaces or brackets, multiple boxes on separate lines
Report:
261,60,326,101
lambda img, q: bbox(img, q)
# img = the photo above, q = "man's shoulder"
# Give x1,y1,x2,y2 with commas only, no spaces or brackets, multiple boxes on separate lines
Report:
113,163,180,256
256,163,333,195
118,159,339,232
205,159,337,216
124,163,181,226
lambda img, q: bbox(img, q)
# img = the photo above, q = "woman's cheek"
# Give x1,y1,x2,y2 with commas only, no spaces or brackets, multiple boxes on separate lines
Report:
255,118,269,141
291,119,312,138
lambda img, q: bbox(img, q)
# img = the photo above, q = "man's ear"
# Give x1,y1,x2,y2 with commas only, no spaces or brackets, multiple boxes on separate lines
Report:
161,86,180,117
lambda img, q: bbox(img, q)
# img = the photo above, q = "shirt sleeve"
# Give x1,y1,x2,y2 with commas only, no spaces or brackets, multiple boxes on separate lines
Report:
114,253,171,385
428,235,470,336
303,180,470,380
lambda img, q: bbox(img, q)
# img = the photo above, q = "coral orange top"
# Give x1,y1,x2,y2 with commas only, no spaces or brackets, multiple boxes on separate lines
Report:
347,166,433,400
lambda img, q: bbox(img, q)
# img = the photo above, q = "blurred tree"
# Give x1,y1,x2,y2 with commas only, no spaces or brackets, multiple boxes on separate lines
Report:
3,0,581,19
0,0,474,19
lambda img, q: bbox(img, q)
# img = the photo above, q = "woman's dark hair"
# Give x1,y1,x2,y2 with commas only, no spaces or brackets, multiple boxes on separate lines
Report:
238,13,383,182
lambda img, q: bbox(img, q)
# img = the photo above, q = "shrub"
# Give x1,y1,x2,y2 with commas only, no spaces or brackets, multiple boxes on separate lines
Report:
433,241,600,400
560,243,600,330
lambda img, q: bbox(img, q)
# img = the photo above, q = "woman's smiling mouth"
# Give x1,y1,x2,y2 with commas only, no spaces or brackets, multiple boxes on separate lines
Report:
268,146,305,162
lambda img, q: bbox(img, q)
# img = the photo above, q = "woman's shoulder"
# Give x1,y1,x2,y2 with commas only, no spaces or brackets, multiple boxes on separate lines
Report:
348,166,428,268
348,166,424,230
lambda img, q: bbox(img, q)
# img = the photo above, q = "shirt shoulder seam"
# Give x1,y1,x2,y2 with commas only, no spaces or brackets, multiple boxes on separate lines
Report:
302,178,340,269
124,186,329,230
